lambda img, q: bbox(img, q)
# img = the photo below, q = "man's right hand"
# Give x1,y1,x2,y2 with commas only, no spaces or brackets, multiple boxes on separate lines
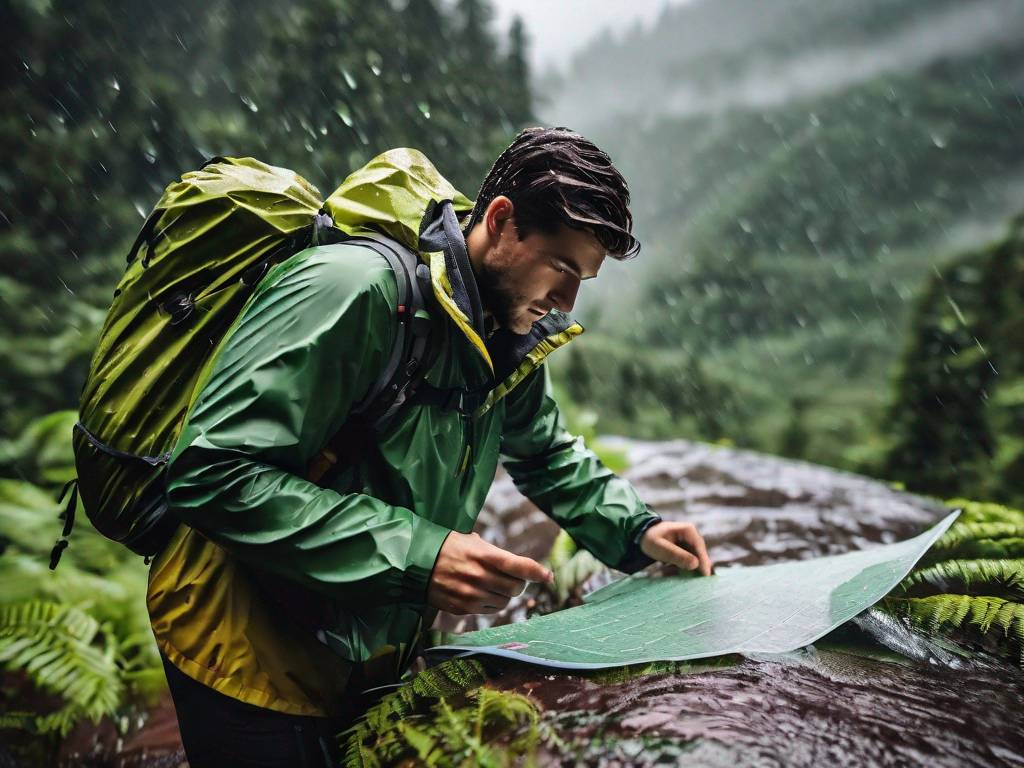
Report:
427,531,554,615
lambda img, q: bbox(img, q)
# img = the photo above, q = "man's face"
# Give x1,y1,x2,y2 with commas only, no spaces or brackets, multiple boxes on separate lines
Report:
477,216,606,335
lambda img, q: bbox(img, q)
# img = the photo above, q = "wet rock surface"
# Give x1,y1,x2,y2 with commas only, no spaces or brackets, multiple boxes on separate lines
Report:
434,439,1024,766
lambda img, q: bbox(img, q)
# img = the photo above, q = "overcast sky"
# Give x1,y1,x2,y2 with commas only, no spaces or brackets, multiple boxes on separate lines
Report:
490,0,695,74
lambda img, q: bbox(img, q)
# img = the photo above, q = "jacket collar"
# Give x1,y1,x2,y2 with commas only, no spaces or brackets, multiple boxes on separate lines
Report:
417,198,585,412
325,148,583,401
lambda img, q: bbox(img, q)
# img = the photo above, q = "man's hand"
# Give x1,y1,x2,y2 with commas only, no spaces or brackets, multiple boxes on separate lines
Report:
640,521,714,577
428,531,554,615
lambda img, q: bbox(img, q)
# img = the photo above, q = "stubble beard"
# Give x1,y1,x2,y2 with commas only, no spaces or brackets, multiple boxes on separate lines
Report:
477,261,532,335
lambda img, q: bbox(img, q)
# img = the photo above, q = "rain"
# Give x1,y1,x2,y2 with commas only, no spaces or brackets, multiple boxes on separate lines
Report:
1,0,1023,765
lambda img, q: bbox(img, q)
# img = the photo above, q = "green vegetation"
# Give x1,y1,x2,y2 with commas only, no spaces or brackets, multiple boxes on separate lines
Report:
0,414,161,763
5,0,1024,761
546,0,1023,475
340,659,560,768
1,0,532,439
883,218,1024,507
2,0,533,759
881,499,1024,665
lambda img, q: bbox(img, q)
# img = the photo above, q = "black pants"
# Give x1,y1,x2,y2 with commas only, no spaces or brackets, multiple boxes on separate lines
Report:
161,654,351,768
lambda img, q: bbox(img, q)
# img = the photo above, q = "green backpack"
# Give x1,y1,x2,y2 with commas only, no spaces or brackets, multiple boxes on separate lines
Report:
52,157,438,567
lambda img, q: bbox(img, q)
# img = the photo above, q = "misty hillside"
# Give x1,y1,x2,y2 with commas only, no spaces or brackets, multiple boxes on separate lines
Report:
541,0,1024,471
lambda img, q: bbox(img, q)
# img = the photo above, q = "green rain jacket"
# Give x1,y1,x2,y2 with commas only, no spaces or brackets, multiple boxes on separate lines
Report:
146,149,659,717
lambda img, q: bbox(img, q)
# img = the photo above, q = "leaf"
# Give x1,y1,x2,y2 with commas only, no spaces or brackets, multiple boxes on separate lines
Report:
881,594,1024,665
895,558,1024,601
0,601,124,736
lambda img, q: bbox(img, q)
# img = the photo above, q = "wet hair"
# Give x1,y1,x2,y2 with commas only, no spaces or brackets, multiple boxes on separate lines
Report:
465,126,640,260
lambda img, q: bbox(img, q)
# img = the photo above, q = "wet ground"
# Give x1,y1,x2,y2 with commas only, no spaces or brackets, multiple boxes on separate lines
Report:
435,439,1024,767
54,438,1024,766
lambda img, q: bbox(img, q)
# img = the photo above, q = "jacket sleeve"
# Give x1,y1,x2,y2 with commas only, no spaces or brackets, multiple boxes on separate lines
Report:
499,365,660,573
163,244,451,606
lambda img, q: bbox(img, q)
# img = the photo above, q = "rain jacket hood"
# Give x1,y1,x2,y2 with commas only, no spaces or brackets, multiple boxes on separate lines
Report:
147,148,658,718
326,148,495,370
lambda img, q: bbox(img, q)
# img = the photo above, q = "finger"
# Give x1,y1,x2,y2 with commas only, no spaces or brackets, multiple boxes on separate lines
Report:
675,526,713,577
443,584,510,615
482,544,553,584
479,572,528,599
650,538,701,572
471,590,511,614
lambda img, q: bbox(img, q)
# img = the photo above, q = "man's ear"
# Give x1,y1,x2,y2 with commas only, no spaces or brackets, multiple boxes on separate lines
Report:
486,196,515,240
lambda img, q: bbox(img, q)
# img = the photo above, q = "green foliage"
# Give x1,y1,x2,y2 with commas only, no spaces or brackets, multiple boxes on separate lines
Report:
542,530,605,607
551,334,741,445
881,595,1024,666
0,418,161,747
0,411,78,487
881,499,1024,665
340,658,558,768
2,0,533,438
895,559,1024,602
0,602,122,737
884,218,1024,506
552,3,1024,472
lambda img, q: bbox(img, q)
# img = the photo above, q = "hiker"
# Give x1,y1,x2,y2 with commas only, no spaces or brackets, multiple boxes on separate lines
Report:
145,127,714,766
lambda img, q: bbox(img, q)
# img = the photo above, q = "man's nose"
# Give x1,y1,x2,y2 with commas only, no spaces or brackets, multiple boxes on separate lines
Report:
549,276,580,314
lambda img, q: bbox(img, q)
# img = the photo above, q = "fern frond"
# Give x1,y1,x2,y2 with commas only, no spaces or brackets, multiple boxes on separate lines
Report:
920,521,1024,566
396,720,444,765
941,522,1024,546
339,658,545,768
412,658,486,699
895,558,1024,600
0,601,123,735
881,594,1024,665
947,499,1024,527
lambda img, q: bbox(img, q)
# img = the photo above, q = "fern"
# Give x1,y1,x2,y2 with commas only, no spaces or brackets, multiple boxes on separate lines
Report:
947,499,1024,527
894,558,1024,601
340,659,555,768
0,601,123,736
0,461,163,744
412,658,487,699
881,499,1024,666
881,594,1024,665
919,522,1024,566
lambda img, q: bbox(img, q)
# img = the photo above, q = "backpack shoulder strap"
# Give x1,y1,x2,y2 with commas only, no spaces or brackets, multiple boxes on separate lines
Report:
305,234,438,486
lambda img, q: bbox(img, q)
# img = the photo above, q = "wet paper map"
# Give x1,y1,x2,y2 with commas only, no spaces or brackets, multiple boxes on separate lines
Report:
429,511,959,669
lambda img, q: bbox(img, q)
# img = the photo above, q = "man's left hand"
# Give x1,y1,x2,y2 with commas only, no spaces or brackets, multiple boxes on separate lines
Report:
640,521,714,577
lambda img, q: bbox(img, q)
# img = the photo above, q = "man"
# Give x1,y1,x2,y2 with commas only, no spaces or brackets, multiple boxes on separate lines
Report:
148,127,713,766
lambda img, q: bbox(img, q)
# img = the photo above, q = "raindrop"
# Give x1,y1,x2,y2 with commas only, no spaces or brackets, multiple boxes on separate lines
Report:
342,69,357,90
930,133,947,149
366,50,383,77
417,102,431,119
109,77,120,92
335,105,353,127
240,95,259,113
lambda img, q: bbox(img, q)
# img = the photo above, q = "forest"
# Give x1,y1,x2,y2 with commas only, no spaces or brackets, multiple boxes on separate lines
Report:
2,0,1022,765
